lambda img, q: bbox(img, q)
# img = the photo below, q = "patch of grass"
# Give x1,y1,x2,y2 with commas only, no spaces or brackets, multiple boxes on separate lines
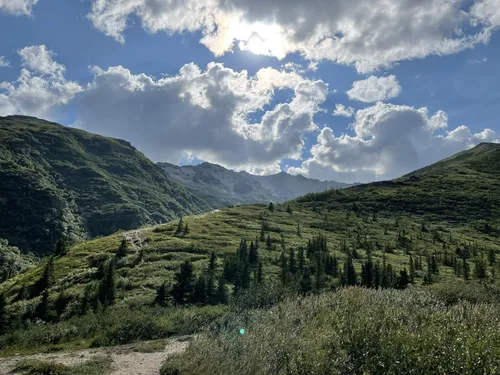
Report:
131,339,167,353
162,287,500,375
12,356,112,375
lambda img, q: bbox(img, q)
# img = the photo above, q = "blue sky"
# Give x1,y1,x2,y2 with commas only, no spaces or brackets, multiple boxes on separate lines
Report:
1,0,499,182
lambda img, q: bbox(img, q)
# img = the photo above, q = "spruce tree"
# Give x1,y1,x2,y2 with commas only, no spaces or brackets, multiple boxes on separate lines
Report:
183,223,189,235
36,289,51,321
98,259,116,307
361,256,374,288
249,242,259,265
116,239,128,258
209,251,217,272
257,262,263,283
488,248,496,266
396,269,410,289
409,255,415,283
342,254,357,286
54,238,68,256
266,234,272,249
300,267,312,294
289,249,297,275
215,274,227,304
474,256,487,280
268,202,275,212
260,225,266,242
155,283,168,307
0,293,7,336
171,261,195,304
176,217,184,235
280,252,289,285
297,247,305,272
192,275,207,304
32,256,55,298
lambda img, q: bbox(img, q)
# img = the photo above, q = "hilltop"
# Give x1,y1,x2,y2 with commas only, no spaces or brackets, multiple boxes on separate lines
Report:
297,142,500,226
0,116,209,255
158,161,352,209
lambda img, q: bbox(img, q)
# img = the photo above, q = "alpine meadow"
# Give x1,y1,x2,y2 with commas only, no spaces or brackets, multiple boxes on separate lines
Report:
2,1,500,374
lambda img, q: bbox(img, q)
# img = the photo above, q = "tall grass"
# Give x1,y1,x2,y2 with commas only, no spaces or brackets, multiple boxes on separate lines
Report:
162,287,500,375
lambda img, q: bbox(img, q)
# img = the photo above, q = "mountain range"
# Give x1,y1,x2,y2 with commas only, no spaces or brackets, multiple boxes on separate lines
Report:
158,162,352,209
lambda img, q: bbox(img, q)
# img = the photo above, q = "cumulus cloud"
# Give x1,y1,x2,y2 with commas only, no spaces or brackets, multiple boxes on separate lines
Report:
0,0,38,15
0,45,82,118
88,0,496,73
0,56,10,68
347,75,401,103
74,63,328,174
288,102,499,182
333,104,355,118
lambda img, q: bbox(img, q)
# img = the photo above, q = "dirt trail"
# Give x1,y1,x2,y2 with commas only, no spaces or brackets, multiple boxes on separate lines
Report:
0,337,190,375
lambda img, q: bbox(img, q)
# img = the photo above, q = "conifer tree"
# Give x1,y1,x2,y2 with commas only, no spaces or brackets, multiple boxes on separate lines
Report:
260,224,266,242
474,256,487,280
342,254,357,286
116,239,128,258
0,293,7,335
286,205,293,214
289,249,297,275
361,254,374,288
396,269,410,289
176,217,184,235
268,202,275,212
266,234,272,249
183,222,189,235
209,251,217,272
192,275,207,304
297,247,305,273
257,262,263,283
249,242,259,265
98,259,116,307
300,267,312,294
409,255,415,283
32,256,55,298
36,289,51,321
54,238,68,256
155,283,168,307
171,261,195,304
215,274,227,304
280,252,289,285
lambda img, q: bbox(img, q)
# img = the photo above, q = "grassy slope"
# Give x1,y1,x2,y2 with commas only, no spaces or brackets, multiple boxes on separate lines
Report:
1,143,500,353
0,116,209,255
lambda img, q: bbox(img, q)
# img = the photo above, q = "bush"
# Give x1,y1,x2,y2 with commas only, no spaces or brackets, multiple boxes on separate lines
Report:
163,287,500,375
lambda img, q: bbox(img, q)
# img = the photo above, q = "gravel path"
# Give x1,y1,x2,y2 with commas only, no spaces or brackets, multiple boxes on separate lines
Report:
0,338,190,375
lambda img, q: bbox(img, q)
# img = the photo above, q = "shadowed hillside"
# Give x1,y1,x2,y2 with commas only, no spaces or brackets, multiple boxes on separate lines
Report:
0,116,209,255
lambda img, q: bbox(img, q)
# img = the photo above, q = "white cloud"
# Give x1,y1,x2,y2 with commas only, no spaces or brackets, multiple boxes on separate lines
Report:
467,57,488,64
0,56,10,68
333,104,355,118
347,75,401,103
88,0,496,73
471,0,500,30
0,0,38,15
288,102,499,182
74,63,328,174
0,45,82,118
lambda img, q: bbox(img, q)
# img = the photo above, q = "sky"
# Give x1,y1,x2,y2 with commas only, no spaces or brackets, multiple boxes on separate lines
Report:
0,0,499,183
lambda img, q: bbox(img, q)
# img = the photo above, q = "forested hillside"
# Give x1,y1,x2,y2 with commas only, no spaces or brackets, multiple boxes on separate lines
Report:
0,116,209,255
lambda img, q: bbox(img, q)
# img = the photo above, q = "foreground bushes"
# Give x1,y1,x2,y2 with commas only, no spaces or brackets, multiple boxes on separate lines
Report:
0,304,227,352
162,287,500,375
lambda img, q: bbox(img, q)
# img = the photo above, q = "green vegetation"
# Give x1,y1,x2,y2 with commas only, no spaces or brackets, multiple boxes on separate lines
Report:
161,287,500,375
0,115,209,255
13,356,112,375
1,142,500,374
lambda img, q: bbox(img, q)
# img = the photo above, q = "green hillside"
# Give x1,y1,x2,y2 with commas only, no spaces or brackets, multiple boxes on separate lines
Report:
0,116,210,255
0,142,499,364
297,142,500,225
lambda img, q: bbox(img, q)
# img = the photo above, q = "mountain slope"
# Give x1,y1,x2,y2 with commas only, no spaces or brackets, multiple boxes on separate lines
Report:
297,143,500,224
0,116,209,255
1,144,499,353
158,161,352,208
